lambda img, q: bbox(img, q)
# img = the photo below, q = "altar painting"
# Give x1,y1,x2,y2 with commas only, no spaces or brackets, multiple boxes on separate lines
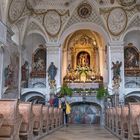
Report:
30,45,46,78
70,103,100,124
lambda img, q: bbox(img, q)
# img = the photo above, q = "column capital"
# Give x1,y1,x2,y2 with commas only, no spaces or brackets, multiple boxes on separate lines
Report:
45,42,61,48
108,40,124,46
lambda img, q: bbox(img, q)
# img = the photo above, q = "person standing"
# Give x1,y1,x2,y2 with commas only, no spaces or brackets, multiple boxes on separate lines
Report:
61,98,71,127
53,94,59,108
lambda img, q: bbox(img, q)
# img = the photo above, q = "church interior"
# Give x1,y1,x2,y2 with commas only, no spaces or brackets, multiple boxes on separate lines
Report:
0,0,140,140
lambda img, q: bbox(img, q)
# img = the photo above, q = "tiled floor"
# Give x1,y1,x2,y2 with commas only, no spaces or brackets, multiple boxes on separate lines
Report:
41,125,119,140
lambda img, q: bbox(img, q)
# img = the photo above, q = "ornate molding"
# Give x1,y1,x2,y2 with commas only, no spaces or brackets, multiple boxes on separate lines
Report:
118,0,136,7
77,3,92,19
43,10,62,37
126,15,140,30
8,0,26,23
63,2,105,35
107,7,127,36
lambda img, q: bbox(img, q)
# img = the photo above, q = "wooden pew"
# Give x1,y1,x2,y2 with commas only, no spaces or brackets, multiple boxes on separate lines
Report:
0,99,22,140
32,104,43,136
0,114,4,128
108,108,113,131
121,106,129,140
54,108,59,128
42,105,49,133
58,108,63,126
129,103,140,140
19,102,34,140
105,109,110,128
48,107,54,130
136,114,140,139
112,108,117,133
115,106,122,136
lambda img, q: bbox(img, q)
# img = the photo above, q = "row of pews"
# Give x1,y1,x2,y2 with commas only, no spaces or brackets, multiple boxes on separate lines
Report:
0,99,63,140
105,103,140,140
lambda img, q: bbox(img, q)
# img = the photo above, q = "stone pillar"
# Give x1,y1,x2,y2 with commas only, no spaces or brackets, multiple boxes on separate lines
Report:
46,43,61,100
108,41,125,104
0,44,4,98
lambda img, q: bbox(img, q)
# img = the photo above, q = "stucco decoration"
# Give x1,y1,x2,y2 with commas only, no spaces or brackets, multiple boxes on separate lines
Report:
77,3,92,19
126,15,140,31
26,0,40,10
8,0,26,23
63,1,105,34
28,78,46,88
107,7,127,36
119,0,136,6
43,10,61,36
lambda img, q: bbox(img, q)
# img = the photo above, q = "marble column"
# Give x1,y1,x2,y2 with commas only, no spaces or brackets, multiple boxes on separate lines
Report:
108,41,125,104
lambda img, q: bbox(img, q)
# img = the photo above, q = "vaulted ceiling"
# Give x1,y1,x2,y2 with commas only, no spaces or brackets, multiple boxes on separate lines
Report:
6,0,140,45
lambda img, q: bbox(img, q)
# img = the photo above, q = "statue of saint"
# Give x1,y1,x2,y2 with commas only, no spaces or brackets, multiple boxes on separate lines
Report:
79,53,89,67
48,62,57,81
21,61,29,81
4,64,14,87
111,61,122,80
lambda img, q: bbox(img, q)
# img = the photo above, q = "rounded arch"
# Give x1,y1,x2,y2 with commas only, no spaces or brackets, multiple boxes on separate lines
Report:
27,30,48,44
21,91,45,103
26,18,49,43
125,91,140,104
59,22,110,45
121,13,140,41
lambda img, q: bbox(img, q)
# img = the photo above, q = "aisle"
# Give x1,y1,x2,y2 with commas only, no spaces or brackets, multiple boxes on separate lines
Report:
41,125,119,140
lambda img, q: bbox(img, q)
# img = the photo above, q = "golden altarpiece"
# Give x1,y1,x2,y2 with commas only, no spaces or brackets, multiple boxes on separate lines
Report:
63,32,103,88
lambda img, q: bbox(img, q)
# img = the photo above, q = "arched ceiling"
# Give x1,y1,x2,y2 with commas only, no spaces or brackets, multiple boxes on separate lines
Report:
6,0,140,45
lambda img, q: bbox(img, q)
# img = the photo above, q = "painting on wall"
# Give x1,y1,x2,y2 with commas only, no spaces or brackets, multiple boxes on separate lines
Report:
124,44,139,69
30,45,46,78
124,43,140,77
70,103,100,124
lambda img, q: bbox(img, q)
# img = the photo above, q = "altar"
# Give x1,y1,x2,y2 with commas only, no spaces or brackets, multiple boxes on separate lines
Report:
68,82,99,89
63,33,103,88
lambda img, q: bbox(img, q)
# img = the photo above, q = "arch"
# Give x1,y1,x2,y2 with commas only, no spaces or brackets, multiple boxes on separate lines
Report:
59,22,110,45
121,13,140,41
27,30,48,44
26,18,49,43
21,91,45,102
125,91,140,104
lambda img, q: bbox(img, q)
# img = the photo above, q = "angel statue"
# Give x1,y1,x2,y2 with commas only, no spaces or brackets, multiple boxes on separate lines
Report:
111,61,122,81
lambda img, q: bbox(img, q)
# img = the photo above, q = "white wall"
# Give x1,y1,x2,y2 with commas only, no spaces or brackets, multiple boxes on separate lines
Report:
124,31,140,50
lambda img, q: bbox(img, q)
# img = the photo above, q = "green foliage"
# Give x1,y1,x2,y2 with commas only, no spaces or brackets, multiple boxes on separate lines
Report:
96,87,108,100
60,85,73,97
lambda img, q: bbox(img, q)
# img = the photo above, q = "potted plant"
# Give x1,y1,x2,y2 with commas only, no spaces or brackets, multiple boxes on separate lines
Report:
60,85,73,97
96,86,108,100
